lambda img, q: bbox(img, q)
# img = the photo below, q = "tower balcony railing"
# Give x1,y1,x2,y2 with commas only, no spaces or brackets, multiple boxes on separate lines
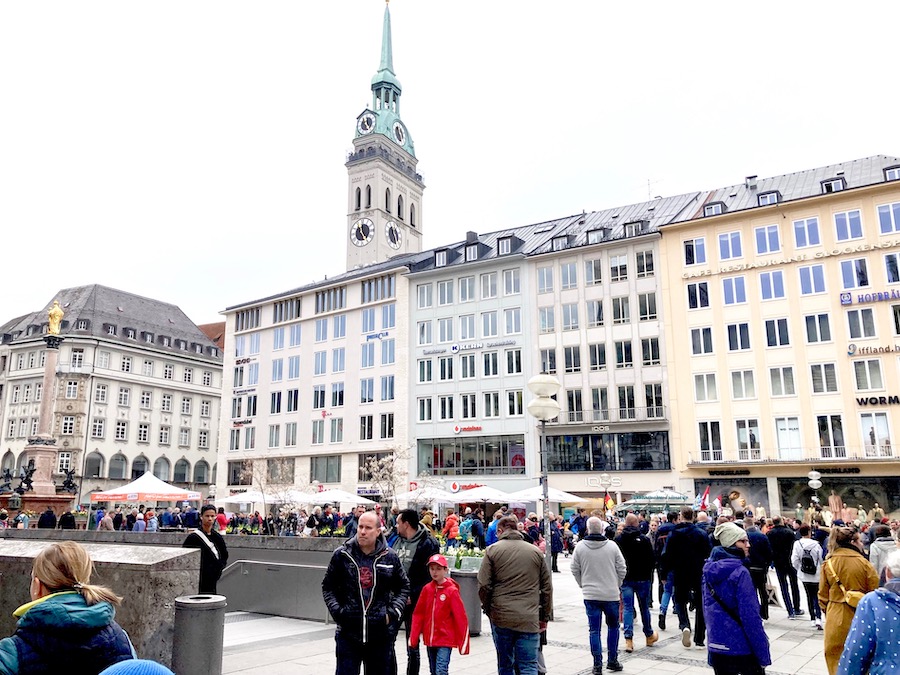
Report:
686,443,896,466
554,406,667,425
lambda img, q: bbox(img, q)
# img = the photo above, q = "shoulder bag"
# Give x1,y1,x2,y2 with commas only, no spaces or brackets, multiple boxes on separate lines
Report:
825,559,864,608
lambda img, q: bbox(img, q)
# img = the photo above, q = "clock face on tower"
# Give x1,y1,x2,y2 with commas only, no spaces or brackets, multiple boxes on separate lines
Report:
350,218,374,246
357,112,375,135
385,221,402,249
392,121,406,145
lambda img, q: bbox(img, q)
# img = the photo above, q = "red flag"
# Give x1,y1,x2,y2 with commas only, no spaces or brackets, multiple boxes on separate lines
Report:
699,485,710,510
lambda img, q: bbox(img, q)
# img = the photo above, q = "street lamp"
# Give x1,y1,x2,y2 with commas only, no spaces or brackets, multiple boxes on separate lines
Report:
527,373,561,572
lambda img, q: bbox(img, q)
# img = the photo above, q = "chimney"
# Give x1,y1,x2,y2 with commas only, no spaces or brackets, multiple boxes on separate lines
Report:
745,175,758,190
466,231,479,244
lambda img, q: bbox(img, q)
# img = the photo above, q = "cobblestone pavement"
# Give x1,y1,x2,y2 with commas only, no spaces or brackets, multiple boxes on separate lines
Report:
223,554,827,674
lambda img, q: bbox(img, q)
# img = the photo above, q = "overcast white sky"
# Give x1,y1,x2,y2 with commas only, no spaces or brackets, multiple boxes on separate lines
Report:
1,1,897,325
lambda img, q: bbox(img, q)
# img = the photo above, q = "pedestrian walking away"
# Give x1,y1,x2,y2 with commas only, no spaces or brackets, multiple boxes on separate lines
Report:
791,524,823,629
614,513,659,653
661,506,711,649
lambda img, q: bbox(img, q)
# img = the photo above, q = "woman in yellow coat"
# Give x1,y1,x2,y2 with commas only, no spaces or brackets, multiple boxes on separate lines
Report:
818,526,879,674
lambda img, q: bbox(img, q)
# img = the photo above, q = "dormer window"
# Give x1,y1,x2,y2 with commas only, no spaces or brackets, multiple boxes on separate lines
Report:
209,347,219,357
552,236,568,252
757,192,779,206
498,237,512,255
194,344,203,354
75,319,89,331
465,245,479,262
125,328,136,339
26,326,37,336
821,178,845,194
143,332,154,343
178,340,187,350
106,325,116,336
587,229,605,245
885,167,900,182
435,250,448,268
624,221,649,237
161,336,171,347
704,202,725,217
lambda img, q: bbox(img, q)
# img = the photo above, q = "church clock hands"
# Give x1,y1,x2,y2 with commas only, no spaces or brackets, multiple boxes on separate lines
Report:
385,221,402,249
357,112,375,135
351,218,374,246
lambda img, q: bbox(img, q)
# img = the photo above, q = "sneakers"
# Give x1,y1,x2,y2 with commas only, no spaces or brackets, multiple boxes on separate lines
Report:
816,618,823,631
607,662,624,673
646,632,659,647
794,609,805,617
682,627,692,648
658,614,666,630
592,666,603,675
624,638,634,653
788,614,801,620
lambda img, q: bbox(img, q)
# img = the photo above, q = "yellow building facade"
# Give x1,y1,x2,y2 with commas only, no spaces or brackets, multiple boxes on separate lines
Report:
660,157,900,518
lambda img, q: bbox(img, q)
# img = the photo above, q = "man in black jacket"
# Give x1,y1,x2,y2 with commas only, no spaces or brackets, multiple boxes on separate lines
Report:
322,511,410,675
661,506,711,649
36,508,57,529
615,514,660,653
766,515,803,619
392,509,439,675
183,504,229,593
743,516,773,619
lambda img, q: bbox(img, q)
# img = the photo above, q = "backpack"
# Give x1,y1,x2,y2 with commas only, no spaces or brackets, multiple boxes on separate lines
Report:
459,518,474,543
800,545,817,575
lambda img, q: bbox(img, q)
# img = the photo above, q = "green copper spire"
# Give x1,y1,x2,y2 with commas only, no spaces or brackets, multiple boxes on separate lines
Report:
371,2,401,92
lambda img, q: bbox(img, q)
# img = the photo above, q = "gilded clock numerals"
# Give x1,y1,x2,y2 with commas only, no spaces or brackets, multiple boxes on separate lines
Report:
351,218,374,246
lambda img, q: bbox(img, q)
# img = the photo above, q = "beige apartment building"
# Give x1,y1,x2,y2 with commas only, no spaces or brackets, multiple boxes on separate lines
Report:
660,156,900,516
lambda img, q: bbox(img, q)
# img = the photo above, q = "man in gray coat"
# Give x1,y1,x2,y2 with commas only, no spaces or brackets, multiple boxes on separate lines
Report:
572,517,627,673
478,515,552,675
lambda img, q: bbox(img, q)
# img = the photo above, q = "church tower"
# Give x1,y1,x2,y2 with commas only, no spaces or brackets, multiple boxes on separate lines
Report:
346,1,425,270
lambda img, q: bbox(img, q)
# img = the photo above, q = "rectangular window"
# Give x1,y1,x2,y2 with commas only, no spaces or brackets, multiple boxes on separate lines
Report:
481,311,498,337
483,351,499,377
835,209,863,241
163,364,174,380
854,359,883,390
811,363,838,393
794,217,820,248
848,308,876,339
861,412,891,457
94,385,107,404
498,237,512,255
759,270,785,300
731,370,755,399
483,392,500,418
694,373,717,402
775,416,802,460
564,346,581,373
182,367,193,384
481,272,498,299
62,416,76,435
418,397,432,422
736,419,761,460
115,420,128,441
361,308,376,333
455,314,474,340
121,356,132,373
507,390,524,416
161,394,173,412
439,395,454,420
417,321,433,346
585,259,602,285
560,263,577,290
718,232,742,260
618,386,635,419
755,225,780,254
135,423,149,443
614,340,632,368
504,308,522,335
841,258,869,290
140,390,152,409
332,382,344,407
722,277,746,305
381,338,395,365
289,324,302,346
437,280,454,305
311,420,325,444
313,385,326,409
540,349,556,374
817,415,845,459
438,317,453,343
698,421,722,462
118,387,130,406
459,276,475,302
589,343,606,371
380,375,394,401
286,389,299,412
806,313,832,343
727,323,751,351
638,293,657,321
268,424,280,448
380,413,394,439
273,326,285,350
691,327,713,355
641,337,660,365
586,300,603,328
878,201,900,234
91,418,105,439
311,351,326,375
886,254,900,283
562,303,579,331
271,391,282,414
505,349,522,374
612,297,630,324
65,380,78,399
332,348,346,373
645,383,664,418
333,314,346,339
360,378,374,403
566,389,583,422
770,366,796,396
537,267,553,294
418,359,433,383
610,254,627,281
503,268,521,295
435,250,447,268
360,343,375,368
799,264,826,295
460,393,476,419
633,252,653,281
439,356,454,381
285,422,297,447
417,284,433,309
687,282,709,309
315,318,328,342
684,238,706,265
765,318,790,347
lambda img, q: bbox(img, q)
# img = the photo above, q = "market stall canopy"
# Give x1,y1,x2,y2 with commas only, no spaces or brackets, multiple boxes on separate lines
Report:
89,472,201,502
306,489,378,506
217,490,271,504
451,485,515,504
393,486,457,503
615,489,690,512
506,485,588,503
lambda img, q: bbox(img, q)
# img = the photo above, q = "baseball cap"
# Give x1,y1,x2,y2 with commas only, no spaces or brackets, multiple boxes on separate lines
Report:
427,554,449,568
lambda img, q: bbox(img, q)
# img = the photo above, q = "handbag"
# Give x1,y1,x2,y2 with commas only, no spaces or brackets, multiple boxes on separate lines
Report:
825,559,865,608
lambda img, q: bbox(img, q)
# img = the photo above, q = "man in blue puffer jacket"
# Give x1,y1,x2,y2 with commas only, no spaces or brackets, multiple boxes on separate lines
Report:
702,522,771,675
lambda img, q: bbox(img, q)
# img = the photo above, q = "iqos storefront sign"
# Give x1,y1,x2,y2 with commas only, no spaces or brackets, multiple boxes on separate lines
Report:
585,473,622,489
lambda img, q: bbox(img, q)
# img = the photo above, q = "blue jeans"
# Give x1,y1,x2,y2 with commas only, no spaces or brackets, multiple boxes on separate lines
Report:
426,646,451,675
622,580,653,638
584,599,620,667
659,571,681,616
491,625,539,675
775,566,801,616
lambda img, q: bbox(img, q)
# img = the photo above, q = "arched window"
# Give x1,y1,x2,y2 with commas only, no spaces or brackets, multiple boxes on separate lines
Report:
153,457,170,481
410,204,416,228
397,195,404,221
365,185,372,208
132,456,149,479
15,453,28,473
385,188,391,213
211,463,218,484
109,453,127,480
2,451,14,472
194,460,210,484
174,459,190,483
355,187,361,211
85,452,104,478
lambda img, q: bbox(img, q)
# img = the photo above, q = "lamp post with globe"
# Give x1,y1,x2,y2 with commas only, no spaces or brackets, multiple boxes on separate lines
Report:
527,373,561,572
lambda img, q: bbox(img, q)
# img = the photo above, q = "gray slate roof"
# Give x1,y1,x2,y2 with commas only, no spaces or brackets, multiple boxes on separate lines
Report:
1,285,221,361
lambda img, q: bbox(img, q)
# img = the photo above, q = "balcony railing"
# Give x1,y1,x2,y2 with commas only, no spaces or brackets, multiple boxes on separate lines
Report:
557,406,667,425
686,443,896,466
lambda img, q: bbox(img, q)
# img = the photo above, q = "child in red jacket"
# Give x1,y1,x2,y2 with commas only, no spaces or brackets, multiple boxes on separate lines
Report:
409,554,470,675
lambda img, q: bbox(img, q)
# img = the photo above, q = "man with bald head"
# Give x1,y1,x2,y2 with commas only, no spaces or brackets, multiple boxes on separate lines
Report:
615,514,659,653
323,510,410,675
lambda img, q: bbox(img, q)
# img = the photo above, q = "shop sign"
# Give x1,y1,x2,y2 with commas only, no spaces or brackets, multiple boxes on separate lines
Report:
847,343,900,356
366,331,389,341
591,425,611,432
453,424,482,433
709,469,751,476
585,475,622,489
856,395,900,406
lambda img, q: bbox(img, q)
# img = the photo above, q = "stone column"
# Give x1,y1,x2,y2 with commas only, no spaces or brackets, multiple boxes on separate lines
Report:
25,335,65,497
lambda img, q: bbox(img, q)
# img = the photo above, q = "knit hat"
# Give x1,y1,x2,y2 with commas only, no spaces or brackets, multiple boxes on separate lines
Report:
99,659,175,675
714,522,748,548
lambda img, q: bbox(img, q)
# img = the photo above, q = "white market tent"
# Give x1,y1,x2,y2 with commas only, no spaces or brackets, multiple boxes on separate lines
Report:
306,489,378,506
393,486,457,504
89,472,201,503
505,485,588,503
451,485,515,504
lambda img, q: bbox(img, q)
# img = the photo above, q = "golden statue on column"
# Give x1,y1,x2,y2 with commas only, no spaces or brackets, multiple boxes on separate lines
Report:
48,300,64,335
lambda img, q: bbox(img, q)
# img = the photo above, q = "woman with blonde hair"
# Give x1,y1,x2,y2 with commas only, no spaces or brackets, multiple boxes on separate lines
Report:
0,541,135,673
819,526,879,674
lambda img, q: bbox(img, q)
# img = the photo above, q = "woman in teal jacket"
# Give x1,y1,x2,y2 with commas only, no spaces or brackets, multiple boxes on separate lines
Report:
0,541,135,674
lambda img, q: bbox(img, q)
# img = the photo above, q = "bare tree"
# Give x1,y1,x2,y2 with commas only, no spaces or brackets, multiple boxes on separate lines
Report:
362,445,411,507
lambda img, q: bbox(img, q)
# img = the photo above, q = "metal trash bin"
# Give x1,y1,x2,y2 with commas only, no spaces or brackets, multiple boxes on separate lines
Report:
172,594,227,675
451,569,483,636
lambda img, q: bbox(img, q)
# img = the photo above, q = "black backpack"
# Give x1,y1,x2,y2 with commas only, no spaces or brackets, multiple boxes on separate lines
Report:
800,545,817,575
